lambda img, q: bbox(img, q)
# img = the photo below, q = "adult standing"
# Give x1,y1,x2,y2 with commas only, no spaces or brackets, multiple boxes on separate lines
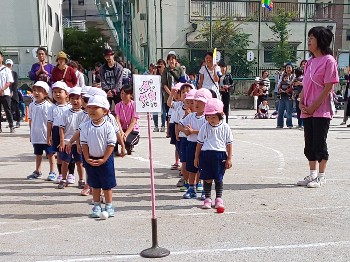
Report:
297,26,339,188
0,51,14,133
99,48,123,108
272,66,285,115
29,47,54,84
6,59,20,128
51,51,77,88
197,52,222,99
67,61,85,87
341,68,350,126
153,59,167,132
218,62,234,123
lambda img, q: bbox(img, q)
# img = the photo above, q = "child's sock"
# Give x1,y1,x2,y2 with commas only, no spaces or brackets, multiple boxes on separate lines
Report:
57,163,62,174
310,170,317,179
189,184,196,192
68,162,75,174
203,181,212,199
318,172,325,177
215,180,223,199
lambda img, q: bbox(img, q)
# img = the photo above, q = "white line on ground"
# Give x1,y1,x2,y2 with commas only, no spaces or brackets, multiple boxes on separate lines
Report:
0,225,60,236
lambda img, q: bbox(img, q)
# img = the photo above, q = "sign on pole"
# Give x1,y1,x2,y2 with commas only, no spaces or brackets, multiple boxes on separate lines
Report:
247,51,254,62
133,75,162,113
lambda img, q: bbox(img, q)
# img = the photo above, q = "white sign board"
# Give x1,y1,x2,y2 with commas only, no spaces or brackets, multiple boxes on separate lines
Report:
338,52,350,69
247,51,254,62
133,74,162,113
216,51,221,64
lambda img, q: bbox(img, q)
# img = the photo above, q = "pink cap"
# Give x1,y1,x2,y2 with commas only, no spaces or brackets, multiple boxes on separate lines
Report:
194,88,212,103
172,82,183,91
185,89,197,100
204,98,224,115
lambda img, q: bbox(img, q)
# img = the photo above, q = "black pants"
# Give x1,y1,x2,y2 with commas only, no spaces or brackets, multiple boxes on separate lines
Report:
11,100,21,122
0,95,13,128
220,91,230,123
303,117,330,162
107,91,121,112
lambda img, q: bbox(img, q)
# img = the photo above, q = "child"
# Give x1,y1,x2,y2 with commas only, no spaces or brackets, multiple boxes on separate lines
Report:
114,84,140,155
278,74,292,97
194,98,233,211
292,68,304,129
179,88,212,199
174,83,194,192
80,95,118,218
27,81,56,179
257,99,269,119
58,87,84,189
47,81,71,182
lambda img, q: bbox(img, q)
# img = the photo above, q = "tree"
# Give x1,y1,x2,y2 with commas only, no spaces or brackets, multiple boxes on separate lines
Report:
63,27,112,70
268,9,297,67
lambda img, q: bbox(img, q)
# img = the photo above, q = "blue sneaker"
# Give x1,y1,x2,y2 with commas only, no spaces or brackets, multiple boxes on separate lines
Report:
180,182,189,192
200,191,206,200
183,188,197,199
47,172,56,181
27,171,42,180
196,182,203,192
90,205,102,218
105,204,115,217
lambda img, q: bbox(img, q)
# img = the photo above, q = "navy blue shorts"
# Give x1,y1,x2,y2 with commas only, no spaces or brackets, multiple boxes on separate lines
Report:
59,144,83,163
199,150,227,182
84,154,116,190
179,137,188,163
51,126,60,153
33,144,51,155
169,123,176,145
186,141,198,173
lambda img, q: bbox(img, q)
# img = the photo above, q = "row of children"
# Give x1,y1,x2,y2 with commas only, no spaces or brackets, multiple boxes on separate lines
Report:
167,82,233,210
27,80,139,218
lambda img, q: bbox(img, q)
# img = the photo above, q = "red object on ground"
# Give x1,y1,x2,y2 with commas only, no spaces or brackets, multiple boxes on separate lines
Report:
217,206,225,213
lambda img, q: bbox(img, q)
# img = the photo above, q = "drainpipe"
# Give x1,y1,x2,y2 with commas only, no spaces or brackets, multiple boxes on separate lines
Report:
303,0,308,59
154,0,157,59
209,0,213,49
146,0,150,66
160,0,164,59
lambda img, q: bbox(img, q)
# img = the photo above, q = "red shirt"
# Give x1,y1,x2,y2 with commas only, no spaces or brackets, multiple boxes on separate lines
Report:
51,66,78,88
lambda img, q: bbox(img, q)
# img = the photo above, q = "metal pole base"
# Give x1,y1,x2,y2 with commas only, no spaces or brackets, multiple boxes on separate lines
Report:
140,246,170,258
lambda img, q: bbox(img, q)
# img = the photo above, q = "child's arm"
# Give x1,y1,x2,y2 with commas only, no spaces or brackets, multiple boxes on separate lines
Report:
90,145,115,166
66,130,80,154
175,123,180,141
47,122,53,145
59,127,65,152
225,143,232,169
194,143,203,168
81,144,93,166
114,114,124,139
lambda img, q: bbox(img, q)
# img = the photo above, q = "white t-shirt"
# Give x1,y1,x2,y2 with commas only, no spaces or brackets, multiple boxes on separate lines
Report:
173,105,186,137
122,68,131,79
59,108,82,143
180,112,207,142
0,65,14,96
199,65,221,98
80,119,116,158
48,103,71,126
28,100,52,144
197,121,233,152
105,113,120,134
169,101,182,123
258,104,269,113
75,110,90,130
76,71,85,87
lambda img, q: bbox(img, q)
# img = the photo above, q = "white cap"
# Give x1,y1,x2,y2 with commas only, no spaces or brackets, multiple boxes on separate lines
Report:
33,81,50,94
84,87,107,98
5,59,13,65
255,77,260,82
87,95,110,110
81,86,91,95
52,81,70,93
168,51,176,56
69,86,82,96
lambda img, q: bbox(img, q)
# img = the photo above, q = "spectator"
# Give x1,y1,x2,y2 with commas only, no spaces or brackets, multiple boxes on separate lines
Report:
92,62,102,87
272,66,285,115
6,59,20,128
144,63,156,75
51,51,77,88
188,73,197,88
180,65,190,82
257,99,269,119
292,68,304,129
277,73,293,128
67,61,85,87
153,59,167,133
29,47,54,84
122,62,132,85
78,64,88,85
218,62,234,123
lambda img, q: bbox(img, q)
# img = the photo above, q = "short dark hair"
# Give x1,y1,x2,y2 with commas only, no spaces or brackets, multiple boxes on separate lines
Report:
95,62,102,67
206,113,224,120
218,61,227,67
36,47,48,55
180,83,193,93
294,68,303,78
205,52,214,58
167,54,177,61
121,84,133,95
308,26,333,56
67,61,78,69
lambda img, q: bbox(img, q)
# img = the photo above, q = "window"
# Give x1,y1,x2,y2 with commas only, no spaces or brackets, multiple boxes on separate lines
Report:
78,0,85,6
55,13,59,32
48,5,52,26
347,30,350,41
263,46,274,63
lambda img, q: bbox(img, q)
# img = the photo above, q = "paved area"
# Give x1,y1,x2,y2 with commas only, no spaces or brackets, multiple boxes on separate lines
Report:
0,110,350,262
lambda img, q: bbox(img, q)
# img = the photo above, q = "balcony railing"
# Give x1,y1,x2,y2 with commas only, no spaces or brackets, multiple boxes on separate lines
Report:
62,18,86,31
190,1,337,22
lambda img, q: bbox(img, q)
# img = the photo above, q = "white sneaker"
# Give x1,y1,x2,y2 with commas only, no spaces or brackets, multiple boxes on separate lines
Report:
307,176,326,188
296,174,316,186
54,174,63,184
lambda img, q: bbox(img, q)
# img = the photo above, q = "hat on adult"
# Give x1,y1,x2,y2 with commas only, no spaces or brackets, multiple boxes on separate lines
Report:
167,51,177,60
185,89,197,100
5,59,13,65
69,86,82,96
194,88,212,104
33,81,50,94
81,86,91,95
84,87,107,98
87,95,110,110
204,98,224,115
52,81,70,93
56,51,68,62
104,48,114,56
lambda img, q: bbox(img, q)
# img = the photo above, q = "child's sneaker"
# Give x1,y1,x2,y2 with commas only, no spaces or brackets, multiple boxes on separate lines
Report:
67,174,75,184
296,174,316,186
46,172,56,181
180,182,188,192
57,180,67,189
78,180,86,189
307,176,326,188
27,171,42,180
183,188,197,199
80,184,90,196
196,182,203,192
214,198,224,209
176,177,184,187
202,198,212,209
105,204,115,217
91,205,102,218
200,191,206,200
54,174,63,184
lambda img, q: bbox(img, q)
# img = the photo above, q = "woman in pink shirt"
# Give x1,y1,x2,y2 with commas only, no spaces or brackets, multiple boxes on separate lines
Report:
115,85,140,155
297,26,339,188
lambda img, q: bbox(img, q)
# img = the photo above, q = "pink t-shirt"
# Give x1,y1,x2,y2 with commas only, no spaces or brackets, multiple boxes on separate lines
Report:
115,100,140,132
301,55,339,119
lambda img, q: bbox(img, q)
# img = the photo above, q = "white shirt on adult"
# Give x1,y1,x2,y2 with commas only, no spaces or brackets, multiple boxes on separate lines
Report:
0,65,14,96
76,71,85,87
199,65,221,98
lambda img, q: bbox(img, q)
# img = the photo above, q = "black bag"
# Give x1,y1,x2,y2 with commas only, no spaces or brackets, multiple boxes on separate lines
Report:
125,130,140,147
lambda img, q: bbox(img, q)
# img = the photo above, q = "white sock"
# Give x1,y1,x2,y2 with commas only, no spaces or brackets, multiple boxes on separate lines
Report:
309,170,317,179
318,172,325,177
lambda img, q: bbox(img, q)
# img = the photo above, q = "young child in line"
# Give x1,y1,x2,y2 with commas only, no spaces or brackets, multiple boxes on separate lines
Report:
174,83,194,192
58,87,84,189
194,98,233,211
27,81,55,179
179,88,212,199
114,84,140,155
46,81,71,183
80,95,119,218
257,99,269,119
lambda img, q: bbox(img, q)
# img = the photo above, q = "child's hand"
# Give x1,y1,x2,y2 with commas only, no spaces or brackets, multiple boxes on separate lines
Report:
120,147,126,158
171,88,177,96
58,142,65,152
47,137,52,146
65,143,72,154
176,135,180,141
88,158,105,166
194,157,199,168
225,158,232,169
77,145,82,154
185,125,193,135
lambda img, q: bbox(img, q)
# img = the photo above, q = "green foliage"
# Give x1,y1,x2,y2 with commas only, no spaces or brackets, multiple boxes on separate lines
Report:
268,9,297,67
63,27,112,70
178,55,202,75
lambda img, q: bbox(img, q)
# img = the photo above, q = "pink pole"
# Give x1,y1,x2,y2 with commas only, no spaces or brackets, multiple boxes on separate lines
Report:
147,112,157,219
